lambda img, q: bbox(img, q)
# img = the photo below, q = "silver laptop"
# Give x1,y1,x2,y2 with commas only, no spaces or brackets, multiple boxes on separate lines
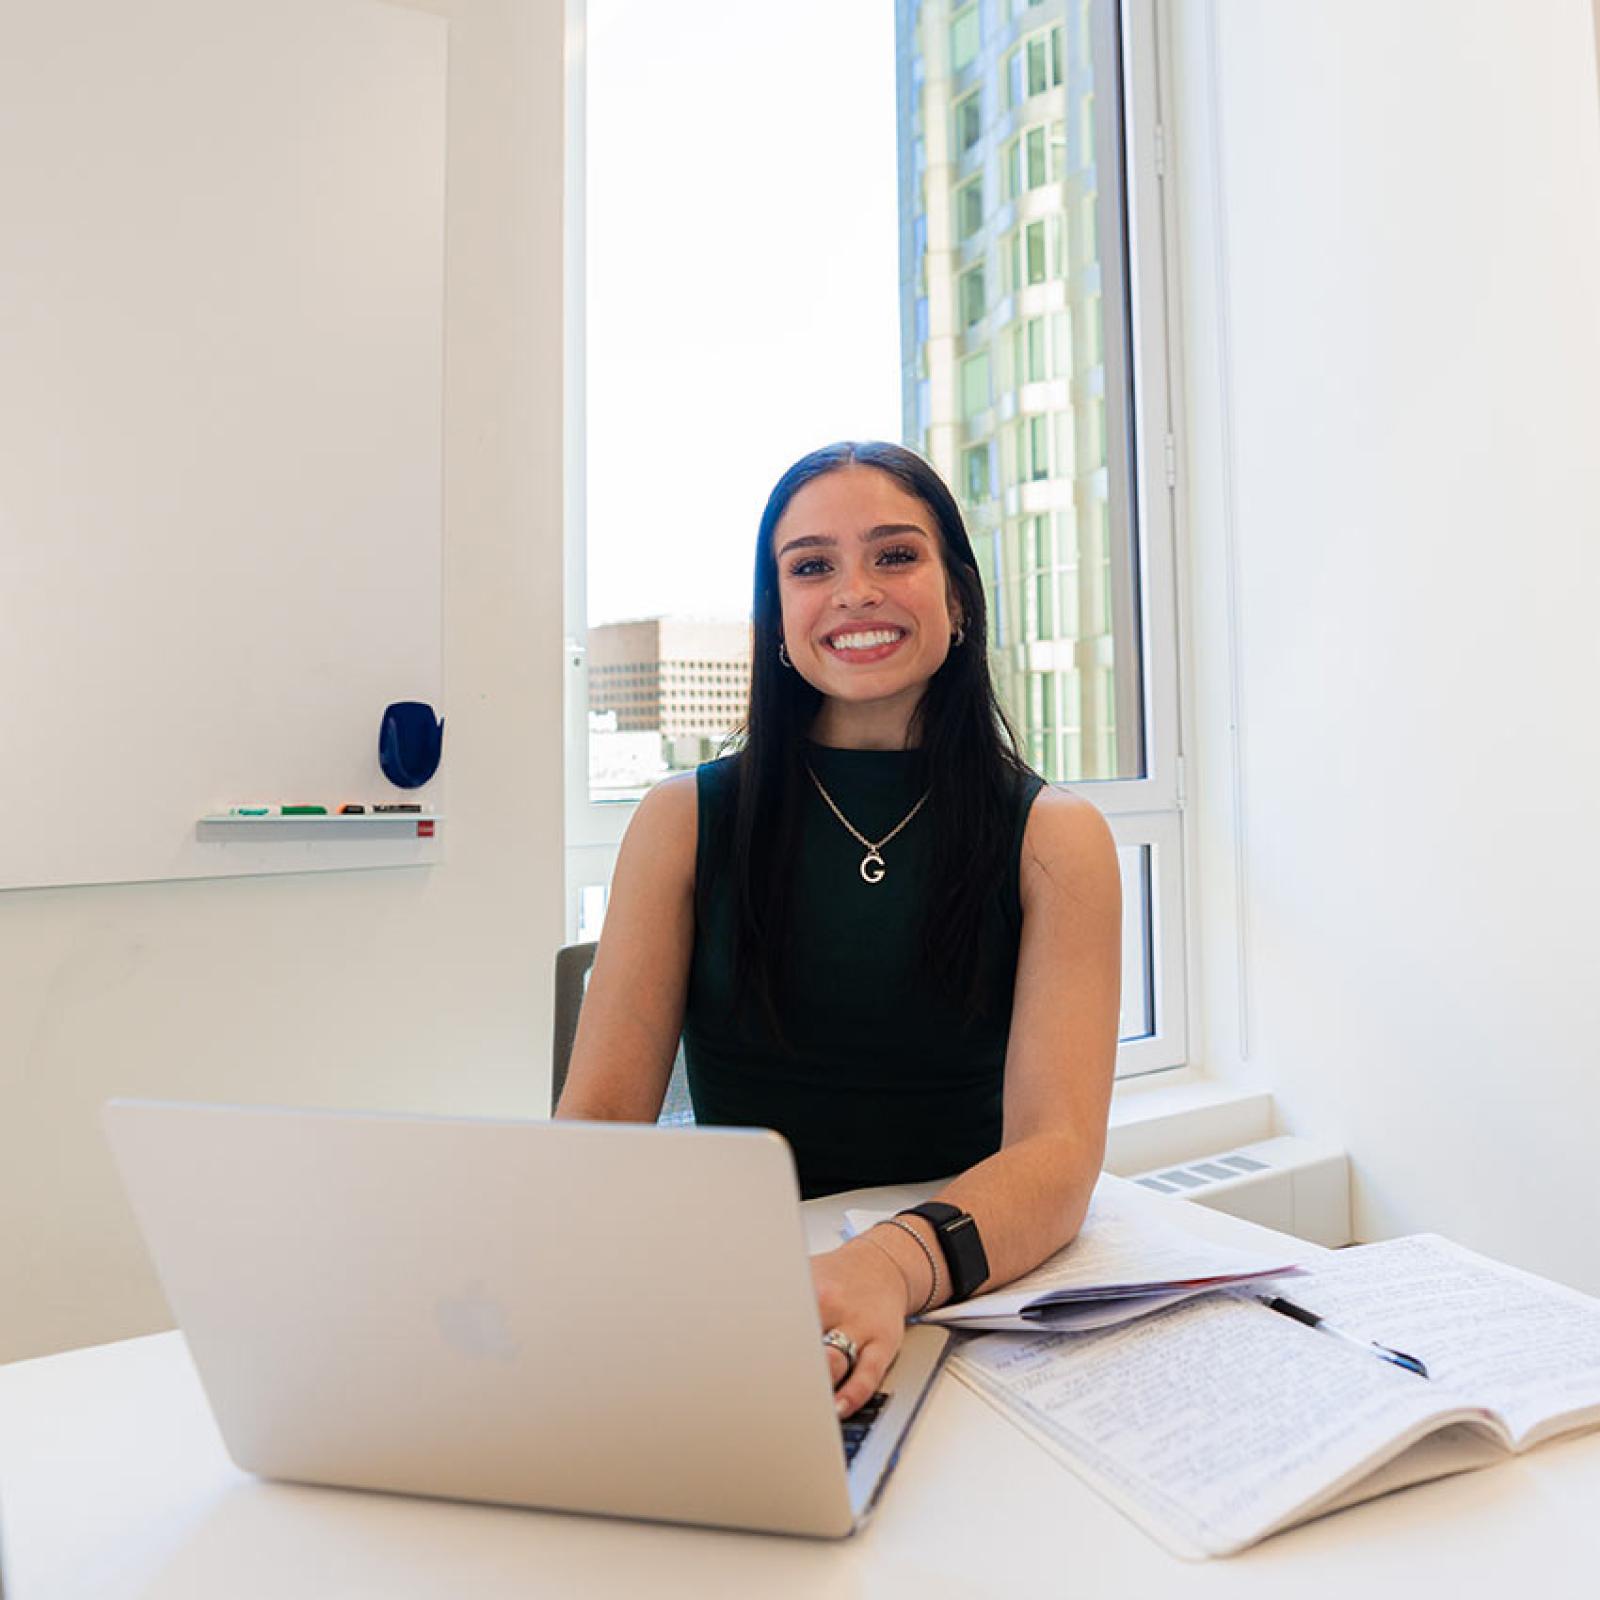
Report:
103,1099,950,1538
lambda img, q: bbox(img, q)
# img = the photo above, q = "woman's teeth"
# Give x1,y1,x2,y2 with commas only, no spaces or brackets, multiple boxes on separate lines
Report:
829,629,902,651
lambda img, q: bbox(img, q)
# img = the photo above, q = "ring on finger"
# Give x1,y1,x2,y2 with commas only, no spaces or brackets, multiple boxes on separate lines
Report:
821,1327,859,1386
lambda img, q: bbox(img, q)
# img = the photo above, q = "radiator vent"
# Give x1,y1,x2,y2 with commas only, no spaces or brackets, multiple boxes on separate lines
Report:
1135,1150,1272,1193
1127,1134,1351,1247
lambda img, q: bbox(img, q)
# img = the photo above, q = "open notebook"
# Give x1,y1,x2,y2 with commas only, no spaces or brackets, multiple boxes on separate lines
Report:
952,1233,1600,1558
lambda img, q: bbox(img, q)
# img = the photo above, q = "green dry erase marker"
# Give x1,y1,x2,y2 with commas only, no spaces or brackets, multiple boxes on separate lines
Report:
280,805,328,815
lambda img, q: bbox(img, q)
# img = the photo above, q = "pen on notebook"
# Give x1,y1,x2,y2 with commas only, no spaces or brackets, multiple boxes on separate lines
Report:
1254,1293,1430,1379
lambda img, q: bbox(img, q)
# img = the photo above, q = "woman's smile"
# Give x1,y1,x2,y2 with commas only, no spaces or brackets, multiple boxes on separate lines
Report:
821,625,909,663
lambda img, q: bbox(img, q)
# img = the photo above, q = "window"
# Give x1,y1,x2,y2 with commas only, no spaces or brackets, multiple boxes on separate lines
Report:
1003,229,1021,293
1025,316,1047,381
956,177,984,241
1028,412,1050,479
573,0,1188,1078
954,90,982,155
960,352,991,419
1003,47,1023,110
1021,24,1064,100
950,6,980,73
963,443,990,499
910,0,1185,1073
1025,124,1048,189
958,263,986,328
1027,34,1050,97
1025,220,1047,285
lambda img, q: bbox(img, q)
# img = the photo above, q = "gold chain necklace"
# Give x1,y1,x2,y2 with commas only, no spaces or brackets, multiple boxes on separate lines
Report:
805,766,930,885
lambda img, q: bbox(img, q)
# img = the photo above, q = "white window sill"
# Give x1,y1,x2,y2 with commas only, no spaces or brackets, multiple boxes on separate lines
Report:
1104,1070,1273,1176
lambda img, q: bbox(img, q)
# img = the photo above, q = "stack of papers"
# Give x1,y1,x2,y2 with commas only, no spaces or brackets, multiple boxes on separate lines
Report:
845,1182,1307,1332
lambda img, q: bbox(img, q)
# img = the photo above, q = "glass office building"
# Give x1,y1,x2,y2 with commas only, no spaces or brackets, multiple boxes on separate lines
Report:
894,0,1143,783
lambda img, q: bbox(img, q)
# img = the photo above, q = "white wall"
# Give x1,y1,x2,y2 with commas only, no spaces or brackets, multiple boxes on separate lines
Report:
0,0,567,1363
1171,0,1600,1288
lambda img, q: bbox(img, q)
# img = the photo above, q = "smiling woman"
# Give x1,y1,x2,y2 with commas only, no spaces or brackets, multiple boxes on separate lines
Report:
558,442,1122,1420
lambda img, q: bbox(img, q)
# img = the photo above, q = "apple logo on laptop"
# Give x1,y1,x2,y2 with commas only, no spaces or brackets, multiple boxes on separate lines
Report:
435,1283,520,1362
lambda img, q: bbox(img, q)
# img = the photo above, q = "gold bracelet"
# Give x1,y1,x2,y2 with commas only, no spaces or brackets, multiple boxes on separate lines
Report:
874,1217,941,1316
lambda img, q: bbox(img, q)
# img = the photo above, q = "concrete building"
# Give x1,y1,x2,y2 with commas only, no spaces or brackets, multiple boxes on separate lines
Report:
587,616,751,767
894,0,1141,781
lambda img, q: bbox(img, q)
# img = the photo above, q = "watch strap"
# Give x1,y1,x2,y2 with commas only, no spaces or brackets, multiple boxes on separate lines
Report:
897,1202,990,1302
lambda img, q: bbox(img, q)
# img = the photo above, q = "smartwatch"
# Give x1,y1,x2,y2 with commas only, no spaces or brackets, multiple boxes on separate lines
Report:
897,1202,990,1302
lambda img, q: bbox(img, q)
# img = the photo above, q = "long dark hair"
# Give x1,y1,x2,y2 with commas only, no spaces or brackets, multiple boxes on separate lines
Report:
716,441,1031,1032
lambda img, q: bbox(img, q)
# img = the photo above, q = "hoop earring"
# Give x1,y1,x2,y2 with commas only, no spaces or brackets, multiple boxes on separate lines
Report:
778,641,793,669
951,624,966,647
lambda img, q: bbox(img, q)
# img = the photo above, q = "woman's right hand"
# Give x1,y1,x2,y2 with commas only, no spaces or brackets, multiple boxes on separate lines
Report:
810,1231,921,1418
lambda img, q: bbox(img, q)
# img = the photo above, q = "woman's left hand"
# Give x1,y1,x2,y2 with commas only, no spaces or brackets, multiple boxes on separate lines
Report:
811,1237,911,1418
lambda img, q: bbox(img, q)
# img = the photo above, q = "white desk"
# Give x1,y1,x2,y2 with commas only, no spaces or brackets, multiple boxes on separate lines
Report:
3,1180,1598,1599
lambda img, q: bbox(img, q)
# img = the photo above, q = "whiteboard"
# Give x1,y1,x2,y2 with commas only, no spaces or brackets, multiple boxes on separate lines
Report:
0,0,447,889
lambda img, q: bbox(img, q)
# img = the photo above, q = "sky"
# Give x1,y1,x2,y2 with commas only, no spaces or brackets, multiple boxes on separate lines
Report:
584,0,904,627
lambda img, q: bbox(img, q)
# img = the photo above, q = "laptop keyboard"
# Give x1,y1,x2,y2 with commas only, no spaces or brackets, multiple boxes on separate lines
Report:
840,1391,889,1465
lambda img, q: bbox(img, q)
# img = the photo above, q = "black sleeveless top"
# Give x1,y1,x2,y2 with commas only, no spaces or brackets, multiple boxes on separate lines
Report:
683,743,1045,1198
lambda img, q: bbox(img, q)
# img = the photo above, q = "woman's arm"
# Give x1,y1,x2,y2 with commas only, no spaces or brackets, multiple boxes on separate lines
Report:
554,772,698,1122
929,785,1122,1274
822,786,1122,1414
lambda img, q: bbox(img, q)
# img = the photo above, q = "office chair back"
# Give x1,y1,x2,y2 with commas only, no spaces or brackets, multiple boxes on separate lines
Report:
551,940,597,1112
551,941,694,1123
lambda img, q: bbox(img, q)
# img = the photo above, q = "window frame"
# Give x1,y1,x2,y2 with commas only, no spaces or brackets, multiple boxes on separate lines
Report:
562,0,633,941
1081,0,1188,1074
1018,22,1064,103
1026,30,1051,97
